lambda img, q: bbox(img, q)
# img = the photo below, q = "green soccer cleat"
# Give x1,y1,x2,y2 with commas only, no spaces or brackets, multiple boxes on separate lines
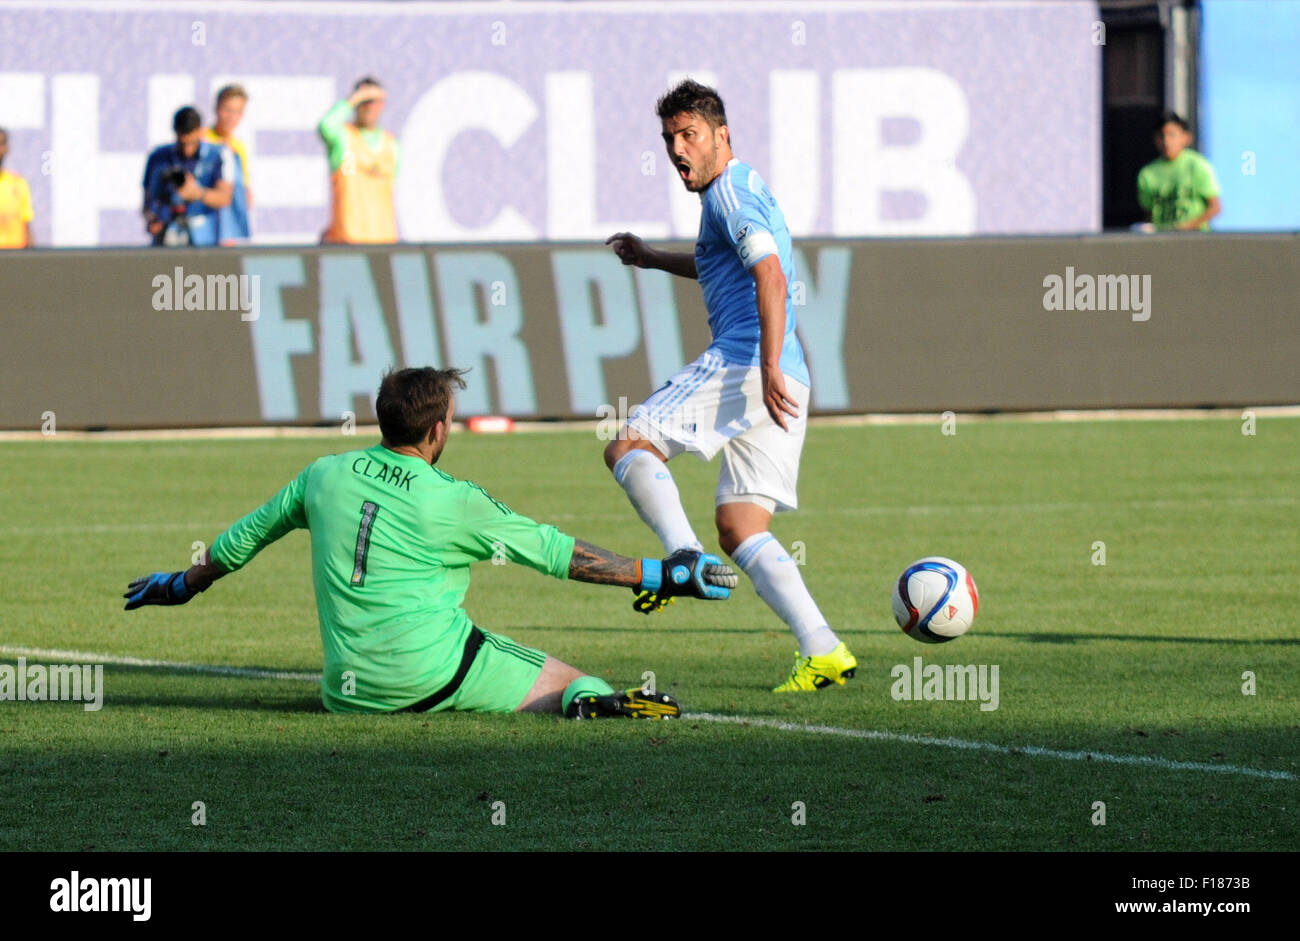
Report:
632,589,676,615
772,641,858,693
565,687,681,719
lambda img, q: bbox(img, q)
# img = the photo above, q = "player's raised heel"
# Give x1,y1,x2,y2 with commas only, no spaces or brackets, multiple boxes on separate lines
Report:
772,641,858,693
566,687,681,719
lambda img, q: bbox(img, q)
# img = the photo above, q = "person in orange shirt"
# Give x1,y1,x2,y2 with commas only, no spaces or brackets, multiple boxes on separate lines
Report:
318,77,400,243
0,128,34,249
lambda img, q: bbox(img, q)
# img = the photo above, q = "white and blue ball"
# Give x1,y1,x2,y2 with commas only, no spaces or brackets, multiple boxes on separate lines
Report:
891,556,979,643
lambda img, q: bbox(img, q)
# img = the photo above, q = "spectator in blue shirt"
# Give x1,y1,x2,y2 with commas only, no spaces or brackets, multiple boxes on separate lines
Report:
142,106,234,246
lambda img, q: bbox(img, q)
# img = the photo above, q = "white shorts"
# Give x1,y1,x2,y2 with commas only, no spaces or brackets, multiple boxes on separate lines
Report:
624,350,809,512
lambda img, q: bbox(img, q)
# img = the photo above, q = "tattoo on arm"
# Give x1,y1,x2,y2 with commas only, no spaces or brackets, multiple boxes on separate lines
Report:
568,539,640,588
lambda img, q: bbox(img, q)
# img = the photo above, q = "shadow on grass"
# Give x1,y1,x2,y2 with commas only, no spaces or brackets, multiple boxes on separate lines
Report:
100,692,324,712
2,730,1293,852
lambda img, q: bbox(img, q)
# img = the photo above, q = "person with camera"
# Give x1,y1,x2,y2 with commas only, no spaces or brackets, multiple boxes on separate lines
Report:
142,106,235,246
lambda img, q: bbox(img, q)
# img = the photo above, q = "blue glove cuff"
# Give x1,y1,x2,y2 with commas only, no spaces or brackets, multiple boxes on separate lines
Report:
639,559,662,593
169,571,192,602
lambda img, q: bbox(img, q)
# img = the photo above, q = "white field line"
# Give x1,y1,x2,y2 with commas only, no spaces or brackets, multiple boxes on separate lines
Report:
3,405,1298,442
3,522,224,536
2,645,1293,783
0,645,319,683
688,713,1299,783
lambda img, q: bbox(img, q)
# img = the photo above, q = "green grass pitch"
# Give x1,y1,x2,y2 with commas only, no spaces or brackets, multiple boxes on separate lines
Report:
1,416,1296,851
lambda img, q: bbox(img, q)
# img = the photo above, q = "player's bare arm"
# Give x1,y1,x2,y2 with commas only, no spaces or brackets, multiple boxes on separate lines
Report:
606,232,698,280
568,539,641,587
183,549,228,592
121,547,227,609
569,539,739,595
752,254,799,431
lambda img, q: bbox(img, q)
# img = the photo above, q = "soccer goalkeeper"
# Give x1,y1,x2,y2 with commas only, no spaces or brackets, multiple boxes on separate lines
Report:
123,367,736,719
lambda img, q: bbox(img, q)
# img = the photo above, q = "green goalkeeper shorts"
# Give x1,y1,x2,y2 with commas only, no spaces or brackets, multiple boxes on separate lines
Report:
436,628,547,713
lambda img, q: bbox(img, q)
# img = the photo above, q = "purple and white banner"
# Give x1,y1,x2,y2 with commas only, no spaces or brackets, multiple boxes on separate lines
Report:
0,0,1101,246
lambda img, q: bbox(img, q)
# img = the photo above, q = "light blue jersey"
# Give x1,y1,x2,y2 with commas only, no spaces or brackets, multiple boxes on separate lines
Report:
695,158,809,387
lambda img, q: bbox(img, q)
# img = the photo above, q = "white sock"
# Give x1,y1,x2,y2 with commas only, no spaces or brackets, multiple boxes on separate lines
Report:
612,450,703,554
732,532,839,657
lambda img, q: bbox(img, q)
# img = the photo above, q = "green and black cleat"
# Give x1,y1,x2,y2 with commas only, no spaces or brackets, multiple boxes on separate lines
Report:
632,589,676,615
566,687,681,720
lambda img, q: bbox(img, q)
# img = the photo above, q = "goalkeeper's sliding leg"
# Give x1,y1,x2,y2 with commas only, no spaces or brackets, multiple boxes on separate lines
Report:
427,627,681,720
527,656,681,719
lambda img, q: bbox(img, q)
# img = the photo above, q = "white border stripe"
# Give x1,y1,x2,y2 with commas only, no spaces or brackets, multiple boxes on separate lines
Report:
0,646,320,683
689,713,1298,782
15,1,1066,13
2,406,1297,442
2,645,1290,782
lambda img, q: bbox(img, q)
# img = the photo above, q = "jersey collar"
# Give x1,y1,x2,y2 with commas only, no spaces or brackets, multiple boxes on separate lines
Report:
700,157,740,202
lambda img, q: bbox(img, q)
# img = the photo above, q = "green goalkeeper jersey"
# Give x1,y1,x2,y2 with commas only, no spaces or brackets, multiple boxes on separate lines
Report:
209,444,576,713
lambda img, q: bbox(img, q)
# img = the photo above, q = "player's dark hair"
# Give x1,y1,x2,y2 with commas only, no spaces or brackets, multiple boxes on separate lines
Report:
376,367,468,446
172,106,202,135
1155,111,1189,132
656,79,730,142
215,84,247,107
353,76,383,92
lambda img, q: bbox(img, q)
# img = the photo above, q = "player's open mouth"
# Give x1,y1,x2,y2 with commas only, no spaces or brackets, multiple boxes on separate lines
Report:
677,163,691,181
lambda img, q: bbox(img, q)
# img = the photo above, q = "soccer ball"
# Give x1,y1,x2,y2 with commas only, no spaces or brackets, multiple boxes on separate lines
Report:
892,557,979,643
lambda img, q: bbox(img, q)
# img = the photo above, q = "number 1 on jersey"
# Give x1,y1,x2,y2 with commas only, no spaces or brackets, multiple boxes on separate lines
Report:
351,500,380,587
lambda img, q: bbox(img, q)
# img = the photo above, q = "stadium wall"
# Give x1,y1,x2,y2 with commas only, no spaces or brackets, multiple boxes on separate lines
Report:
0,0,1100,246
2,235,1296,430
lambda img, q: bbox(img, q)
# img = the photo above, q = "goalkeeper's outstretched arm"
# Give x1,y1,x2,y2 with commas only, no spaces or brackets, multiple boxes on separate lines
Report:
568,539,738,600
184,550,230,593
124,466,310,610
568,539,641,587
122,548,228,609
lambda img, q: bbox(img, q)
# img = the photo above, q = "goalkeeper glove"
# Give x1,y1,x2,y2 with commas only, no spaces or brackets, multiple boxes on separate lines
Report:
638,549,738,601
123,571,199,610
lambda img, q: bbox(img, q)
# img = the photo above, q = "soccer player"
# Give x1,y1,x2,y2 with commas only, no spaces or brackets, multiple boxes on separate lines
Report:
1136,112,1222,232
604,79,857,693
0,127,35,249
123,367,736,719
319,76,399,243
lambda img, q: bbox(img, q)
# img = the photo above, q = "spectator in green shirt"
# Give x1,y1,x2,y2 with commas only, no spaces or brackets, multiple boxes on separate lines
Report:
1136,112,1222,231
